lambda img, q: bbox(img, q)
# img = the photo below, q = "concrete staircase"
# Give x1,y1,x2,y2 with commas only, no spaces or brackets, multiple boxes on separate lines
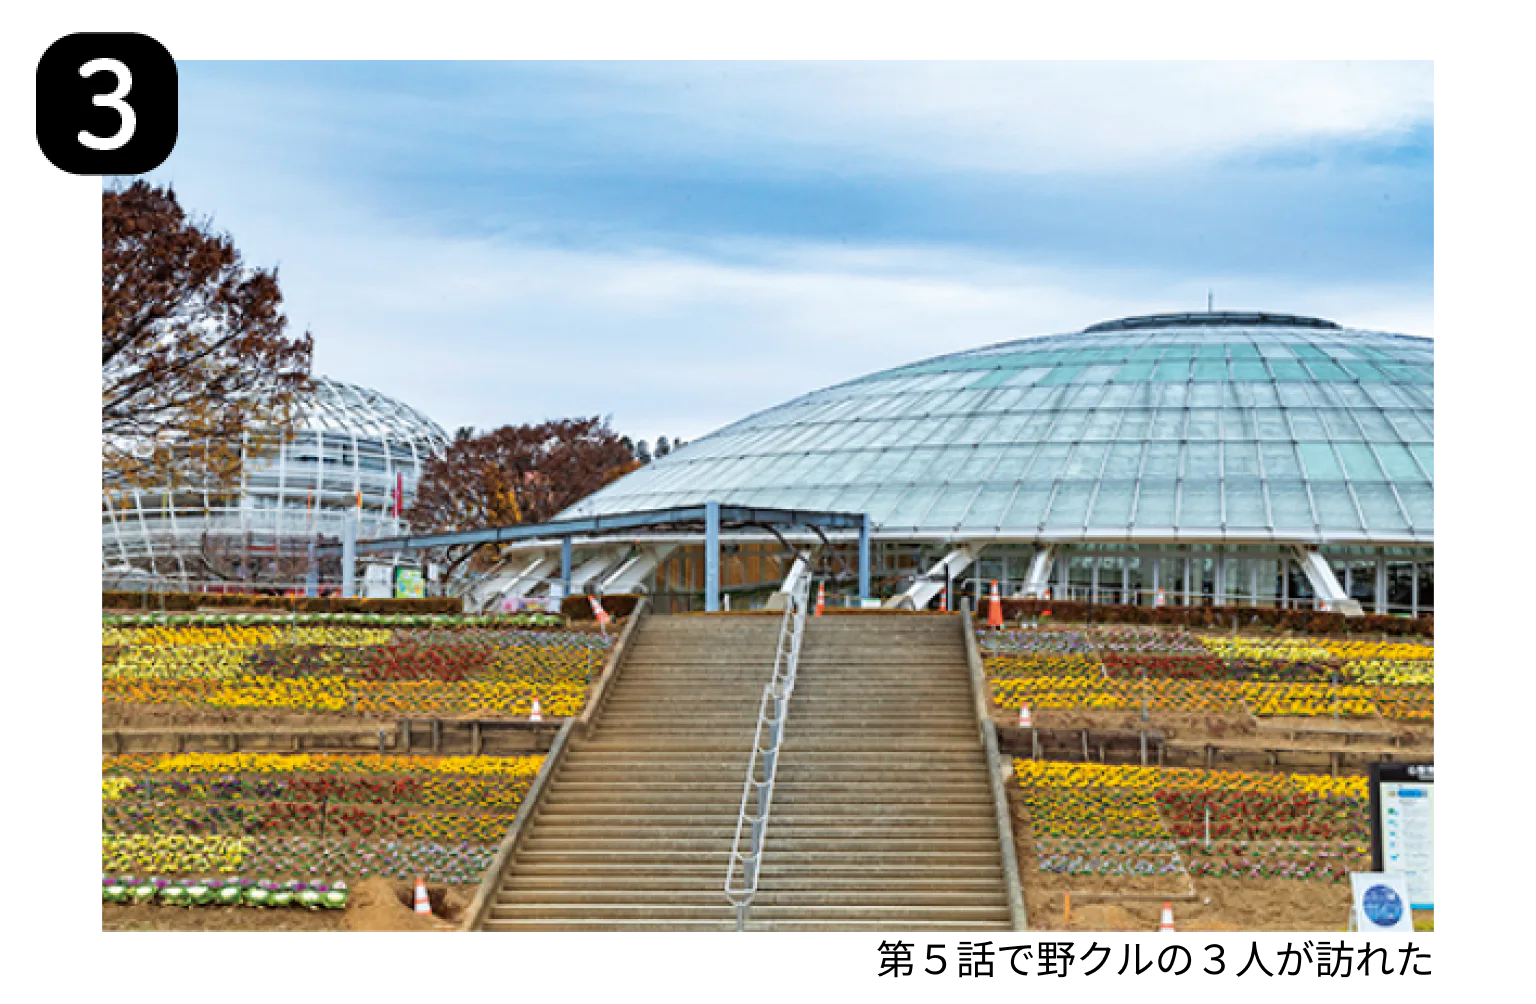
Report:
479,612,1016,931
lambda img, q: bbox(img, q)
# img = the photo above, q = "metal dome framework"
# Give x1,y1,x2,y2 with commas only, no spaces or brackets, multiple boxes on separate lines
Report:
551,313,1432,615
102,376,449,589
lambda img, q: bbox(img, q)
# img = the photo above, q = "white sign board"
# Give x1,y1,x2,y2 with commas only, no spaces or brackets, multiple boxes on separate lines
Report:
1371,762,1434,910
362,564,394,599
1349,872,1415,933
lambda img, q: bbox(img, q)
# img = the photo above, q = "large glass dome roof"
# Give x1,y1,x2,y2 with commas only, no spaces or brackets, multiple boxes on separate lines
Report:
567,313,1433,544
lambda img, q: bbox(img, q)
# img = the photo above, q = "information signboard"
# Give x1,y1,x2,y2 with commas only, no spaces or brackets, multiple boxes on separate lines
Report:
1369,761,1433,911
394,567,425,599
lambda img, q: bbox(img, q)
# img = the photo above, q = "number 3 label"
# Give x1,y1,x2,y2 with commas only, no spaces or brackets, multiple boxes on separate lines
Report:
77,58,136,151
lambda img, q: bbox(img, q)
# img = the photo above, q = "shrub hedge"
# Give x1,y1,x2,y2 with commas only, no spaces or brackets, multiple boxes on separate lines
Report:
990,597,1432,639
102,591,462,614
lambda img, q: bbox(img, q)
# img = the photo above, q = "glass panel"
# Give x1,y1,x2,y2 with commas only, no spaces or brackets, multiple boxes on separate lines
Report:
1193,360,1228,382
1007,365,1056,389
1354,484,1409,533
1267,481,1314,529
1102,442,1144,478
979,413,1030,445
1385,562,1414,611
1077,365,1120,384
1287,411,1326,439
1321,410,1364,441
1153,359,1191,382
1270,361,1310,381
1083,411,1121,439
1389,412,1433,441
1187,409,1220,439
1039,364,1084,386
1231,360,1270,382
1222,409,1256,439
854,449,908,483
1306,360,1352,382
883,449,940,483
953,446,1006,481
1158,383,1189,408
1132,482,1178,528
930,447,987,481
1178,480,1222,528
1311,484,1362,531
1044,483,1093,526
824,484,877,513
1142,443,1181,478
1261,442,1302,479
1409,444,1433,477
1088,481,1136,526
1396,485,1433,529
1190,385,1224,409
1001,486,1053,529
1336,443,1384,480
1047,411,1088,441
1224,442,1261,477
990,445,1038,481
1371,442,1425,482
1116,409,1153,439
1028,444,1072,480
970,368,1020,390
1224,479,1268,528
960,485,1017,529
1185,443,1219,475
863,486,914,524
1115,361,1156,382
1150,409,1185,440
923,486,981,528
1063,442,1108,478
1298,443,1343,480
1417,563,1433,611
883,486,942,527
1347,560,1377,607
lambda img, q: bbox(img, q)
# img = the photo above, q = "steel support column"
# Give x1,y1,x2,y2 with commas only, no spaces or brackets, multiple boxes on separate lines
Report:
341,516,357,598
705,499,721,612
858,513,871,602
560,537,573,596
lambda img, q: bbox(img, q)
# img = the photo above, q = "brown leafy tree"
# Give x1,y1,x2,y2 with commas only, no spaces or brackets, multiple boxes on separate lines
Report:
409,417,642,571
102,181,313,490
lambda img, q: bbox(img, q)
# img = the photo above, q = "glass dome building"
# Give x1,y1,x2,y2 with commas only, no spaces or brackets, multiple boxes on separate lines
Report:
103,376,449,589
562,313,1433,615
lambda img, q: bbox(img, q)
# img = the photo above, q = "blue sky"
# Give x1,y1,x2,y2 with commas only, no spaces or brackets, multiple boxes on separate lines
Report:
142,61,1432,443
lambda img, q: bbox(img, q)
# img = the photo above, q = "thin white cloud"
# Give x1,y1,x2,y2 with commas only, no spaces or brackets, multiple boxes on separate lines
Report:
505,61,1432,174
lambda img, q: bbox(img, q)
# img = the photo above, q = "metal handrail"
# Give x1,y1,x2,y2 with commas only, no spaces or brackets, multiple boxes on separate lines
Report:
724,569,811,930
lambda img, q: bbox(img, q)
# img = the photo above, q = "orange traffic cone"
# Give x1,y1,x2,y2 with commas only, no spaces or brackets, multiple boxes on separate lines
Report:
1041,587,1052,619
937,586,946,612
529,696,543,722
1018,703,1033,728
1158,901,1175,932
987,580,1004,629
414,877,432,915
815,583,826,617
588,595,611,629
1156,587,1166,608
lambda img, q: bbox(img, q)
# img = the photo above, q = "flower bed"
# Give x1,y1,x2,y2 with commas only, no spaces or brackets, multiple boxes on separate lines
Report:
103,627,611,719
1016,760,1371,884
102,752,542,886
982,624,1432,722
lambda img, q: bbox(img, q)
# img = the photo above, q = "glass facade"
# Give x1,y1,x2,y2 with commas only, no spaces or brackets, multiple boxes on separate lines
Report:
102,377,449,588
567,313,1433,545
